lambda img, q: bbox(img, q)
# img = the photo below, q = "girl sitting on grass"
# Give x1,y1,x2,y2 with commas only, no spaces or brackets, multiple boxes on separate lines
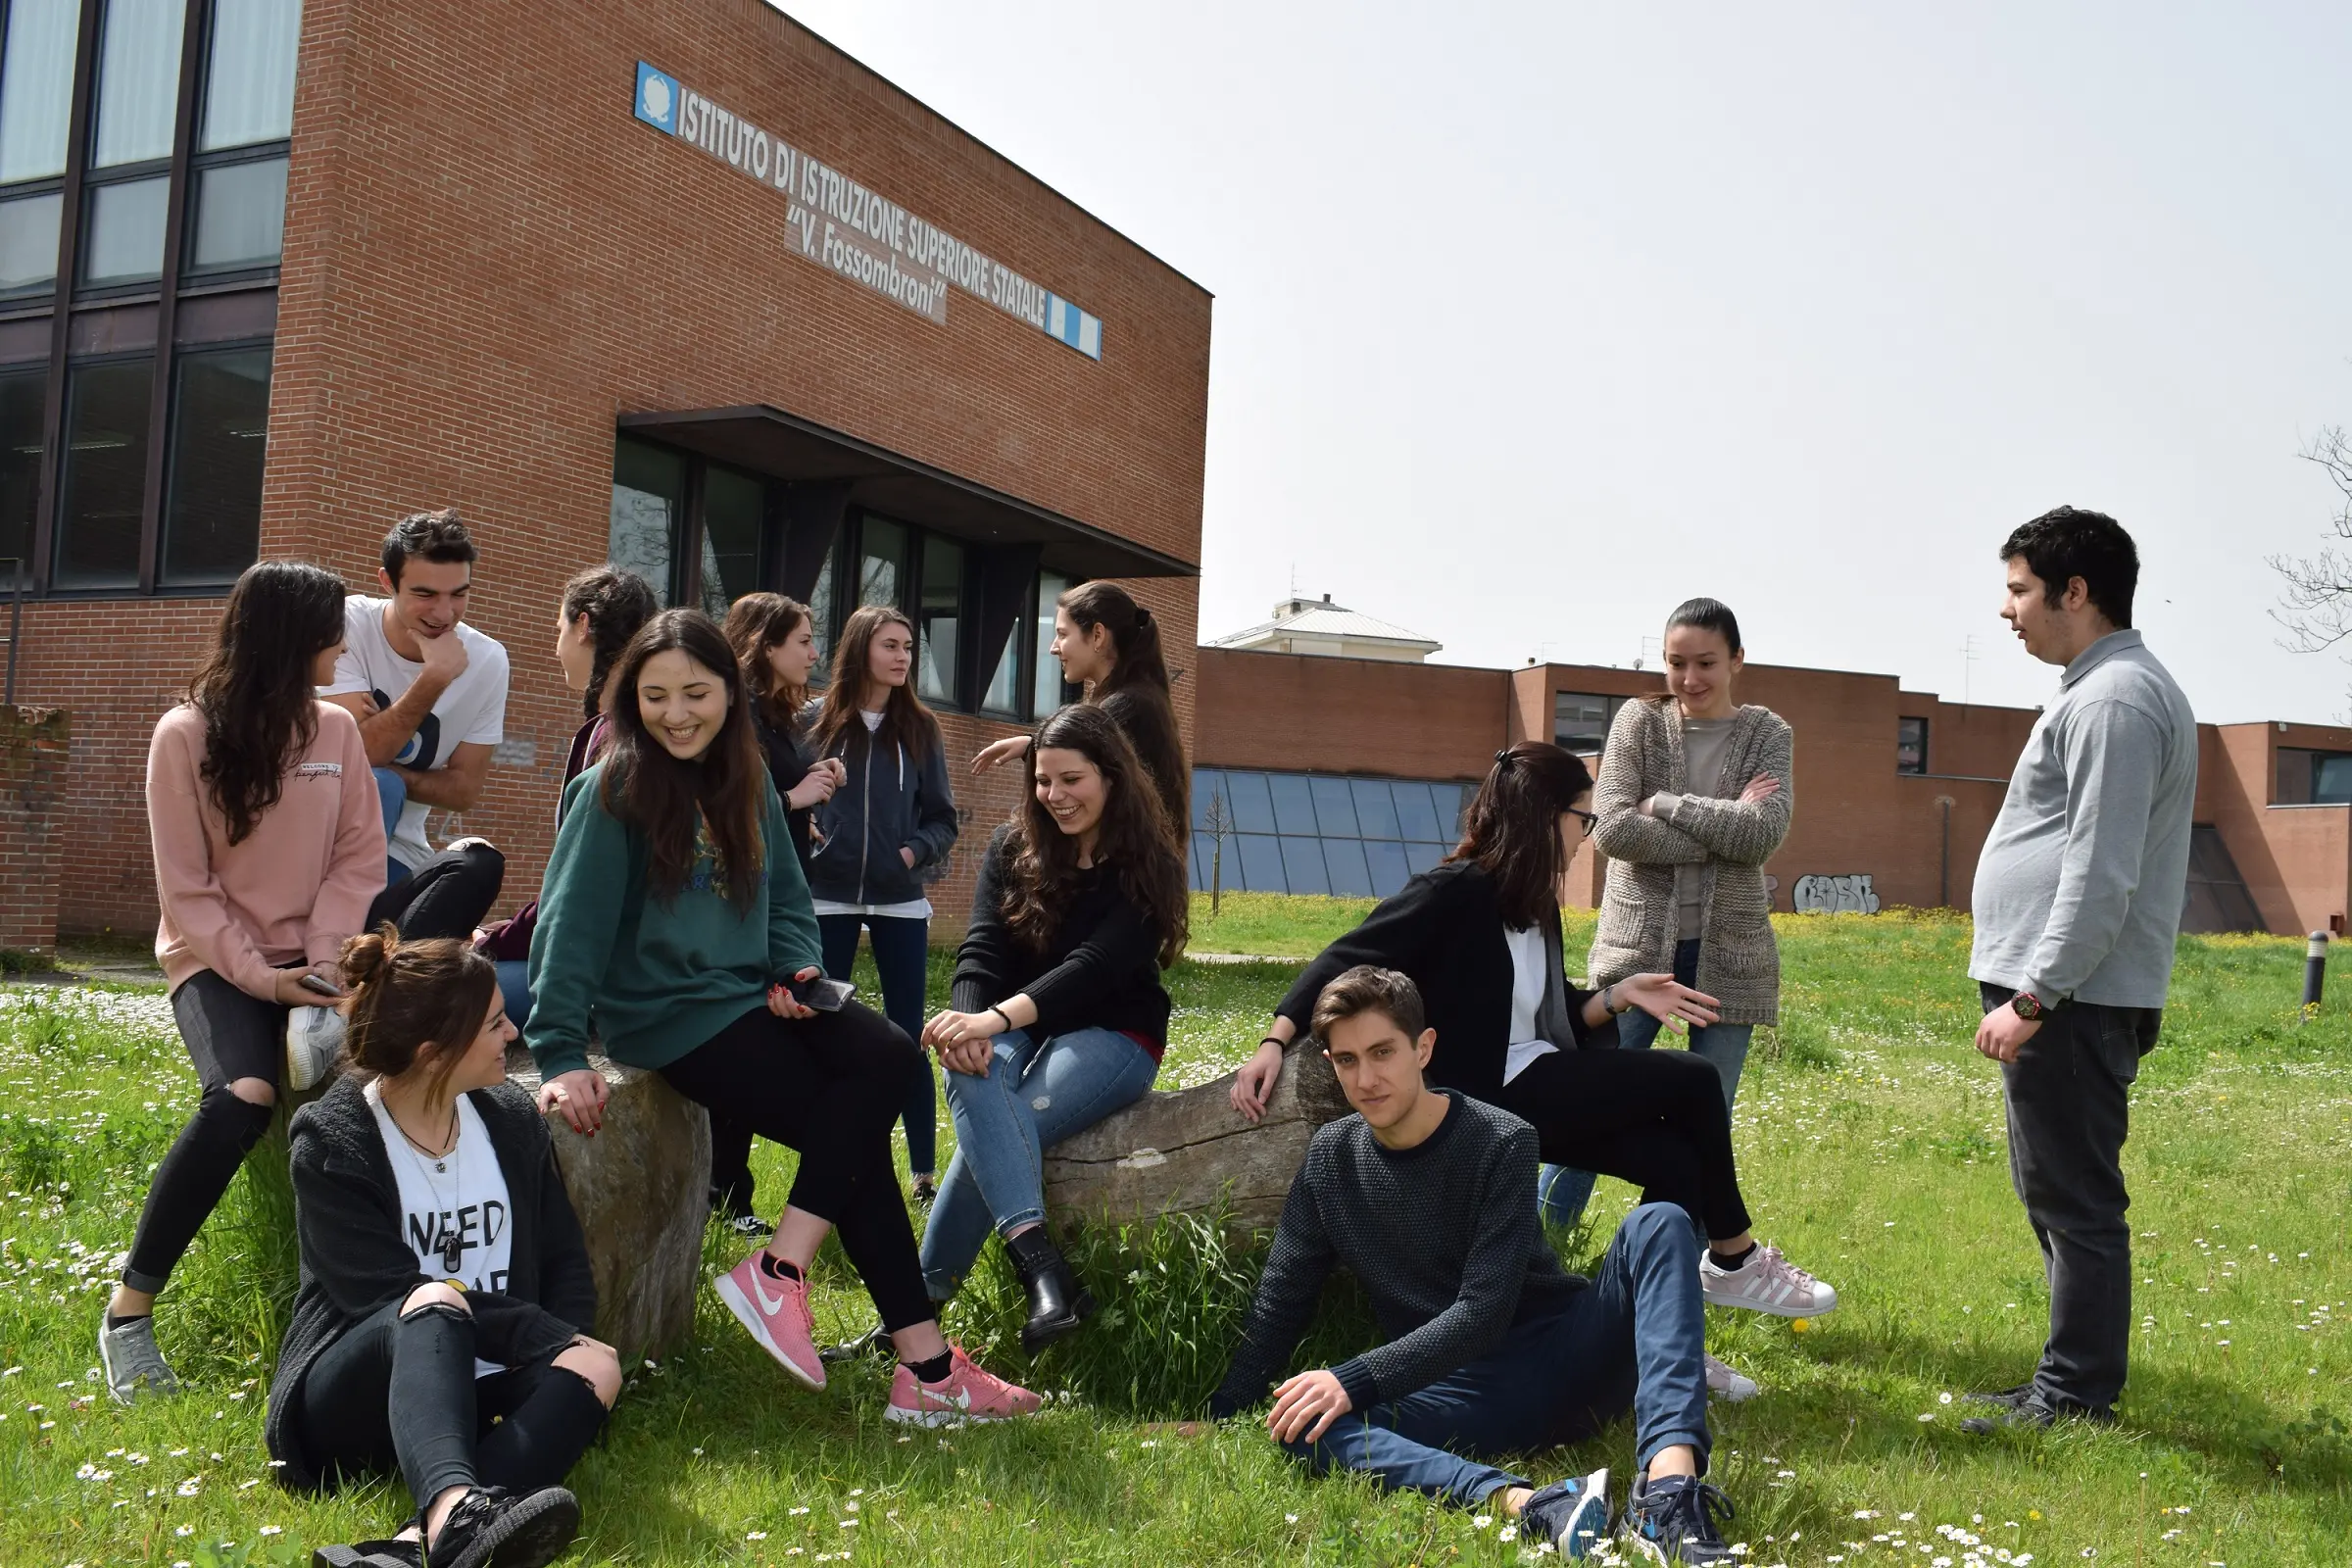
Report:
527,609,1038,1424
918,704,1190,1352
269,930,617,1568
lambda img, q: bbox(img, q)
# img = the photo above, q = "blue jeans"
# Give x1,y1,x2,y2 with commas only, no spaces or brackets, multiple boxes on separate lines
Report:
373,766,409,888
1283,1202,1711,1505
919,1026,1160,1298
818,913,938,1175
1541,938,1753,1230
494,959,531,1035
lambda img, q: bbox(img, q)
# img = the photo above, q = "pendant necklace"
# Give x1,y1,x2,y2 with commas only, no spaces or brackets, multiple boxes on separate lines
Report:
388,1098,468,1273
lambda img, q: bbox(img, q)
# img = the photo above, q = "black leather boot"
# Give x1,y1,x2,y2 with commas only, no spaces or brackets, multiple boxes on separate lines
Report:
1004,1227,1094,1355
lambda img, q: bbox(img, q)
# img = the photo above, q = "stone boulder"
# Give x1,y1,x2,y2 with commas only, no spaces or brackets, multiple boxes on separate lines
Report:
1042,1042,1351,1239
507,1049,710,1359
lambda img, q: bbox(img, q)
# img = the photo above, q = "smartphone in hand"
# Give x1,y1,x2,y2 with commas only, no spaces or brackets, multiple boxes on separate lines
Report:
783,974,855,1012
299,972,343,999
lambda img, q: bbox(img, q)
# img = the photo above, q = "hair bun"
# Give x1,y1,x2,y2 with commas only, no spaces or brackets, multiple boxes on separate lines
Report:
338,926,397,989
1494,749,1514,767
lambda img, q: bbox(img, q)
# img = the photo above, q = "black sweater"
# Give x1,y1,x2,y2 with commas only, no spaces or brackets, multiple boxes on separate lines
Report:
1274,860,1614,1105
266,1077,597,1491
951,826,1172,1054
752,707,820,871
1209,1093,1586,1417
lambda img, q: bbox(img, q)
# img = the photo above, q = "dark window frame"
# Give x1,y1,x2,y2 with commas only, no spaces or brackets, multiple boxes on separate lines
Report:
1554,689,1627,756
155,329,268,586
1896,714,1929,775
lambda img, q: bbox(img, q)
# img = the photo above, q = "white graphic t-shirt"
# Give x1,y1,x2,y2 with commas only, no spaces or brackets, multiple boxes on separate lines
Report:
366,1079,513,1377
323,596,510,869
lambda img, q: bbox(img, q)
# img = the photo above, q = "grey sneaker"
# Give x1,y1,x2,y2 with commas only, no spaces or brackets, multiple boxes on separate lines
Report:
286,1004,347,1093
1703,1352,1760,1402
98,1312,180,1404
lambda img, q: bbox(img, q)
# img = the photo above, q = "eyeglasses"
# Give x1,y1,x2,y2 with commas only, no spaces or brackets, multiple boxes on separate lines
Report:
1566,807,1597,834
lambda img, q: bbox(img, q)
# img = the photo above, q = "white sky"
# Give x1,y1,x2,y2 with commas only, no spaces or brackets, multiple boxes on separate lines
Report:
776,1,2352,724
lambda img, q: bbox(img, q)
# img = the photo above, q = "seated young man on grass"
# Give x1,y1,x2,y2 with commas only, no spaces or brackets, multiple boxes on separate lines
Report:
1207,964,1740,1564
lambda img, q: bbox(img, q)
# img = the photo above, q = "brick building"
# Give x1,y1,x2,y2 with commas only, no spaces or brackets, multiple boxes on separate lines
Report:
0,0,1208,938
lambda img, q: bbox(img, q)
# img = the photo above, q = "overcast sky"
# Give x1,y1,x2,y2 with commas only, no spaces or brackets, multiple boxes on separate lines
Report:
779,1,2352,725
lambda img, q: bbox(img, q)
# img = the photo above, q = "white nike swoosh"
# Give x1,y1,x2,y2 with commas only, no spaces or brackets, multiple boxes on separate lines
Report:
751,1271,788,1316
919,1386,971,1410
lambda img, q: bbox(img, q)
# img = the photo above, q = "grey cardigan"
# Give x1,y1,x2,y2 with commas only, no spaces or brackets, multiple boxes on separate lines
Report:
1587,697,1793,1025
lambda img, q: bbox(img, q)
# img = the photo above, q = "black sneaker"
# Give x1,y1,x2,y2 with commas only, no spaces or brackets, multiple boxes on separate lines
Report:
1622,1473,1739,1565
313,1542,422,1568
1960,1380,2037,1410
819,1321,891,1365
1518,1466,1610,1558
721,1212,771,1239
1958,1394,2116,1436
422,1485,580,1568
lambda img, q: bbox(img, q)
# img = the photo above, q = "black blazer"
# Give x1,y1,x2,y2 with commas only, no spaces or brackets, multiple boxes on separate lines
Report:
1275,860,1614,1104
951,825,1172,1048
753,707,821,871
266,1077,596,1491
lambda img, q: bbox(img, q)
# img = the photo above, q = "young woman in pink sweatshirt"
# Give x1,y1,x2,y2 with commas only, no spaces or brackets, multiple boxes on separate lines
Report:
100,562,386,1404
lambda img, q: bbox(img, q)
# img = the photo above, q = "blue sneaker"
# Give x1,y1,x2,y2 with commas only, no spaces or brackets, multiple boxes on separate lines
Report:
1623,1472,1739,1564
1517,1466,1610,1559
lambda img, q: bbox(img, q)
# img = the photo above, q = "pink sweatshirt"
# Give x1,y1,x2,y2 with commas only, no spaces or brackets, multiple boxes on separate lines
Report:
148,702,387,1000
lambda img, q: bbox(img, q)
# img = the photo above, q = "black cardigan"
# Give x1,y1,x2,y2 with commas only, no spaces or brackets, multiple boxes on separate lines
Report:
266,1077,597,1491
1274,860,1614,1104
752,707,820,871
951,825,1172,1053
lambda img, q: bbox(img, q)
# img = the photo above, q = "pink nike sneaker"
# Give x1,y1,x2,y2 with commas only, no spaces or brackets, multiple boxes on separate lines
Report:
886,1346,1042,1427
712,1249,826,1390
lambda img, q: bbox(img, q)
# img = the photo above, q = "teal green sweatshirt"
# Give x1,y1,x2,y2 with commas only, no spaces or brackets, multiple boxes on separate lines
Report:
524,762,824,1081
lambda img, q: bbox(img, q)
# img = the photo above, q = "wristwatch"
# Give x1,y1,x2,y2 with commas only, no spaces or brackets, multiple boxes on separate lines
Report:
2009,992,2045,1021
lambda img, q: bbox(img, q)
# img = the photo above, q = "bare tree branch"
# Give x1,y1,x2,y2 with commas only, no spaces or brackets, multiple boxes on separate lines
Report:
2271,425,2352,658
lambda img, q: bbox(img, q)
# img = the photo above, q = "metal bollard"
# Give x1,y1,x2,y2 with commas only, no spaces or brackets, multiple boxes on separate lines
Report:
2306,931,2330,1017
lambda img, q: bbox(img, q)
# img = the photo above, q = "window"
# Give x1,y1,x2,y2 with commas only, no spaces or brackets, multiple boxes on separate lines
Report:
1555,690,1626,755
916,532,961,704
0,368,44,569
697,463,761,616
160,344,268,583
806,539,835,676
1191,766,1469,898
980,591,1021,714
0,189,61,293
0,0,83,182
54,358,155,588
858,514,906,609
81,174,170,284
1032,568,1068,715
1897,715,1928,775
2278,748,2352,807
609,436,683,601
90,0,186,169
187,155,286,270
198,0,300,151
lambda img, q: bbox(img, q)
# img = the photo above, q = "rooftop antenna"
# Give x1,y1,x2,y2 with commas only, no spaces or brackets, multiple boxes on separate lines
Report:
1634,633,1660,672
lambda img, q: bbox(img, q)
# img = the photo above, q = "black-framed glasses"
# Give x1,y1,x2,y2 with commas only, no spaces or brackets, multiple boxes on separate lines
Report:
1566,807,1598,835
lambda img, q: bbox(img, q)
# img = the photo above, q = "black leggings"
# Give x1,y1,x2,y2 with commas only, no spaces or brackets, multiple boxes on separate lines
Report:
710,1118,760,1220
122,971,282,1293
660,1002,934,1332
1493,1046,1753,1242
366,842,505,942
298,1297,606,1514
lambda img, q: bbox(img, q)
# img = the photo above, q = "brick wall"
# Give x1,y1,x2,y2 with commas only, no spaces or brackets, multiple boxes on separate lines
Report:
0,706,71,953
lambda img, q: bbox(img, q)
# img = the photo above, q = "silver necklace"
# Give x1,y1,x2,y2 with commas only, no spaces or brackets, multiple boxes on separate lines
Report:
384,1097,468,1272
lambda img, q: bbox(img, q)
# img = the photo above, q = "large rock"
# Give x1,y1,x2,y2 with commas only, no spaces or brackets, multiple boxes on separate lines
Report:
1043,1043,1350,1238
507,1049,710,1358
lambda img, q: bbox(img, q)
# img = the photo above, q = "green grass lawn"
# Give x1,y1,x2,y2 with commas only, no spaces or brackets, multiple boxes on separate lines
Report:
3,907,2350,1565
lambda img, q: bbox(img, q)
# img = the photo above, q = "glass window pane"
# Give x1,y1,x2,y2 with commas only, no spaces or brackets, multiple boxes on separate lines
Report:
160,344,268,583
698,464,761,616
0,0,81,181
92,0,186,168
1393,782,1443,843
980,575,1022,715
188,155,286,270
609,437,682,604
1188,832,1204,893
199,0,299,150
1896,715,1927,775
0,368,46,571
1349,778,1400,840
1267,772,1316,835
1223,770,1275,834
1189,768,1223,834
1322,837,1373,898
0,190,61,294
2317,755,2352,807
1308,776,1357,837
1237,833,1286,894
1031,568,1068,716
806,541,836,680
917,532,961,704
1554,691,1614,755
1428,783,1465,841
81,175,169,284
54,357,153,588
1279,837,1329,896
1364,838,1411,898
1403,840,1444,875
858,514,905,609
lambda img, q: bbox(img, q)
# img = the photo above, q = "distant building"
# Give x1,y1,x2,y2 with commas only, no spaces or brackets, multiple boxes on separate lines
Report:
1208,594,1442,663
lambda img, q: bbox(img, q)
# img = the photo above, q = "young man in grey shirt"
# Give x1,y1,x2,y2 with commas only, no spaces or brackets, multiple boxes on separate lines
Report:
1964,507,2196,1431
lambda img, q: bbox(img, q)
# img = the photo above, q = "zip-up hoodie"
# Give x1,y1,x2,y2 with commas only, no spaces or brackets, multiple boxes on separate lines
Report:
800,703,959,906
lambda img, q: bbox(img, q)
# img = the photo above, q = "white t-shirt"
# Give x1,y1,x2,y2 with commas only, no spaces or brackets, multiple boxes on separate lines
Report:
366,1079,513,1378
1500,923,1558,1086
809,709,933,921
323,596,510,869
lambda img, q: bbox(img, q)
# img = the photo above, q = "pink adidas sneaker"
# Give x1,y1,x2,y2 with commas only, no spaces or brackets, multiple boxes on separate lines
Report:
886,1346,1042,1427
712,1249,826,1390
1699,1242,1838,1318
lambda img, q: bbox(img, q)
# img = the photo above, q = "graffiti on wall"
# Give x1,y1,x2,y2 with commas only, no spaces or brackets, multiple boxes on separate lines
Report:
1793,874,1881,914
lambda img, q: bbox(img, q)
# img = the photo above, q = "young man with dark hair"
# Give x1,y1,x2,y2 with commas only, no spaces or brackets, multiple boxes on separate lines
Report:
1965,506,2195,1433
1208,964,1740,1563
320,509,510,942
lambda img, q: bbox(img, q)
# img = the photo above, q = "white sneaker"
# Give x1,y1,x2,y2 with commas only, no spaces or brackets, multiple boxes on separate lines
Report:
285,1004,346,1093
1699,1243,1838,1317
1703,1352,1759,1402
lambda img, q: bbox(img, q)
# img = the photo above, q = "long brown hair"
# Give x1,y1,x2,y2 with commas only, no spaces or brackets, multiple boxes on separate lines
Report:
722,592,813,730
1059,581,1189,833
999,704,1188,967
338,926,501,1099
189,561,348,845
1446,742,1595,929
811,604,938,765
597,609,769,912
561,564,660,722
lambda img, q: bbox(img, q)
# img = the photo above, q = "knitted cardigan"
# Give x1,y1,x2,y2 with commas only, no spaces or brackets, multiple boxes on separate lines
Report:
1586,697,1793,1025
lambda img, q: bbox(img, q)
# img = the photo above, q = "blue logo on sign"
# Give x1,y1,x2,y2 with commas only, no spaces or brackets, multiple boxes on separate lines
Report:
634,63,680,134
